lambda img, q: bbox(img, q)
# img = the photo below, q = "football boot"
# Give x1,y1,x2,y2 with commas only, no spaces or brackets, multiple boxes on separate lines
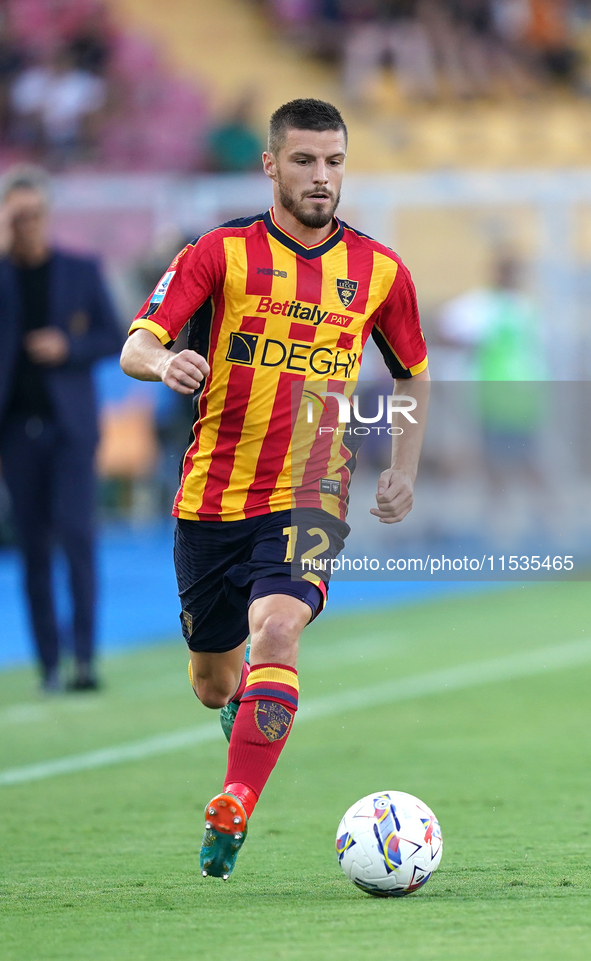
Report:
200,792,248,880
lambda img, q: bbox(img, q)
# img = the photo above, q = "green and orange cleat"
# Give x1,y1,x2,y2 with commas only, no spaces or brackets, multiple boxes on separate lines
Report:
200,792,248,880
219,700,239,742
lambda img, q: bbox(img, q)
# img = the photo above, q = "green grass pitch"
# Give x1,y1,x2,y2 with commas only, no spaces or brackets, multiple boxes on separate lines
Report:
1,582,591,961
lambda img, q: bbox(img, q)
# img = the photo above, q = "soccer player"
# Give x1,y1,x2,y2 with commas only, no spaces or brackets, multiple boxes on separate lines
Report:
120,98,429,880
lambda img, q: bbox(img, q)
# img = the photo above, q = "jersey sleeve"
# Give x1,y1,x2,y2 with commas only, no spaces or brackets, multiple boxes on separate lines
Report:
128,234,225,345
372,260,428,379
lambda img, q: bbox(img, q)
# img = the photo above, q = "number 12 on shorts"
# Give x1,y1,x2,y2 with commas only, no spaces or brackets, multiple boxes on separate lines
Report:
283,525,330,565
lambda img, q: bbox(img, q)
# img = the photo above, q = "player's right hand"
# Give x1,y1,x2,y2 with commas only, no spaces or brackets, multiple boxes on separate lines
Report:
161,349,210,394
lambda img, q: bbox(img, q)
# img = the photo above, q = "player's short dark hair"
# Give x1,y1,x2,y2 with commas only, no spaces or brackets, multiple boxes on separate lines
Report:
268,99,347,156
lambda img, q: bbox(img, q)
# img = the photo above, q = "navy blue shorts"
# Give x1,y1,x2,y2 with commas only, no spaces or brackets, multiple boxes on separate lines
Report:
174,508,349,653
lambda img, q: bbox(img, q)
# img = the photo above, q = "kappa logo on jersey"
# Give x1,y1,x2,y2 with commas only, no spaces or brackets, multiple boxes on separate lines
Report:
257,267,288,278
336,278,358,308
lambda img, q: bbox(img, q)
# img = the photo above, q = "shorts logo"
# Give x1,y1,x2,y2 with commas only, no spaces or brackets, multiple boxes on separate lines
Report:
257,267,288,278
336,278,358,308
226,331,258,365
181,610,193,636
255,700,293,742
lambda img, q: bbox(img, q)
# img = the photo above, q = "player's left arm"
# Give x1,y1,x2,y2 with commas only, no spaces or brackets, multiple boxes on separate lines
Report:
370,257,429,524
370,368,430,524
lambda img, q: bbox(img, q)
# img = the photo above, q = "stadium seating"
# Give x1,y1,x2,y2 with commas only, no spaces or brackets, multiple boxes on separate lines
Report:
100,0,396,172
102,0,591,171
101,32,209,172
3,0,591,173
0,0,210,173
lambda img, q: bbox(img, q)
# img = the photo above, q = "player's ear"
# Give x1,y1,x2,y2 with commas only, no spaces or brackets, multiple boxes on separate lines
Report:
263,151,277,181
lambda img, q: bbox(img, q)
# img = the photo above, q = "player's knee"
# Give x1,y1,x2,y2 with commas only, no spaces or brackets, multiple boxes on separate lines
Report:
194,684,230,709
199,692,229,709
253,611,301,656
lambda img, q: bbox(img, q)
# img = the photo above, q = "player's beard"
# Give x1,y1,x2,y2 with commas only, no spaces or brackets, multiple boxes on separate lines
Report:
276,175,340,230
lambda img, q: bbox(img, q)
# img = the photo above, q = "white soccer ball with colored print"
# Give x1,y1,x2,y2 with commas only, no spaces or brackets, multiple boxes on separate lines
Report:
336,790,443,897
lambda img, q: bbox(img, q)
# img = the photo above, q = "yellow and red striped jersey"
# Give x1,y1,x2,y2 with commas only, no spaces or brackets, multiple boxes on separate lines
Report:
129,209,427,522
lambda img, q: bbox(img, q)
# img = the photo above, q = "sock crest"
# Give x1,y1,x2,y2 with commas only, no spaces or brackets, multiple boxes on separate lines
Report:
223,663,300,811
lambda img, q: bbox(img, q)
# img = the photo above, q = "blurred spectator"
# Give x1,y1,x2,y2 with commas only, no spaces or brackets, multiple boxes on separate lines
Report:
270,0,323,47
420,0,539,99
66,5,113,75
492,0,531,43
0,165,121,692
342,0,438,103
492,0,581,88
10,46,106,166
418,0,489,99
205,95,264,172
0,16,24,138
272,0,348,60
446,0,497,97
490,0,547,93
451,0,494,34
270,0,582,100
100,32,209,173
436,252,548,513
437,252,546,380
0,0,209,172
524,0,579,84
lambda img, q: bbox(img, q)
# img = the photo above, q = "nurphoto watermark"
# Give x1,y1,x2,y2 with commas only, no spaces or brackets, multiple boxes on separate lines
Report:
288,380,591,583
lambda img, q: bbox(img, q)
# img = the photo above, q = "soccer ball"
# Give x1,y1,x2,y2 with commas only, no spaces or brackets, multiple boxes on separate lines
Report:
335,790,443,897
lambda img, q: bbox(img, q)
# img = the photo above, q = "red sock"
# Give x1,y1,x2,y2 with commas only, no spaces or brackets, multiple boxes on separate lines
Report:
224,663,298,817
231,659,250,703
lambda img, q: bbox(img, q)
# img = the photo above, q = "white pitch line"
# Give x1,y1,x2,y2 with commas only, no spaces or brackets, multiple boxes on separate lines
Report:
2,637,591,787
300,636,591,721
0,723,221,786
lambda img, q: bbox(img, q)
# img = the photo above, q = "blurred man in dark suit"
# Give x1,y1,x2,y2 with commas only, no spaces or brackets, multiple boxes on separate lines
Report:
0,166,121,691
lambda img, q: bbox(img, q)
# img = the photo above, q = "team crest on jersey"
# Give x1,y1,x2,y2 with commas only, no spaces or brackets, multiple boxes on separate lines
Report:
255,700,293,742
336,278,358,308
